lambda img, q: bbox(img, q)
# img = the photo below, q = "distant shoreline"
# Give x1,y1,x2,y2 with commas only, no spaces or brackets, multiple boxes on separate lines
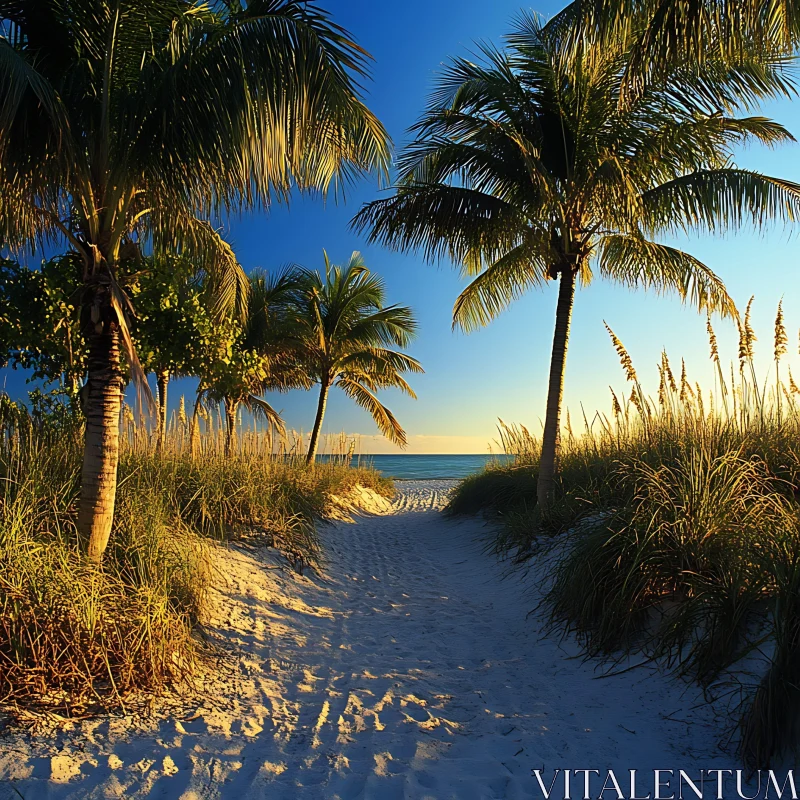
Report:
320,453,515,458
323,453,516,480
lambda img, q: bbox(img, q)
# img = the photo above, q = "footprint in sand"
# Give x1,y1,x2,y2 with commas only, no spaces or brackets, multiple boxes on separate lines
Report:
1,480,726,799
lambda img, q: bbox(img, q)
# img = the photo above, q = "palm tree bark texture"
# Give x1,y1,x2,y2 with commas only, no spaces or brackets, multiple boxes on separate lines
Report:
157,369,169,451
79,278,125,563
537,265,577,507
307,377,331,464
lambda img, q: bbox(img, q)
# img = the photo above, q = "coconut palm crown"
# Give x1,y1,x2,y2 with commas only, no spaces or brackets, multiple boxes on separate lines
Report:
293,252,423,462
0,0,390,560
353,14,800,506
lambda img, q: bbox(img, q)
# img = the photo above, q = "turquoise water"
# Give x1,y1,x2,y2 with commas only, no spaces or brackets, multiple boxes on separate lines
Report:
317,454,515,480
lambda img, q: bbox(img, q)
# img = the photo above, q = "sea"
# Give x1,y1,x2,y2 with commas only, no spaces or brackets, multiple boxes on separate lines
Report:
317,453,516,480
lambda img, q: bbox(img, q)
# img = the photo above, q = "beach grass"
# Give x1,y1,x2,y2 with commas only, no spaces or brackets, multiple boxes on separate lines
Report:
448,311,800,767
0,408,392,717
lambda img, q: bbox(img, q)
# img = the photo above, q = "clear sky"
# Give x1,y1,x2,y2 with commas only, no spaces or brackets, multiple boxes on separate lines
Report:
5,0,800,454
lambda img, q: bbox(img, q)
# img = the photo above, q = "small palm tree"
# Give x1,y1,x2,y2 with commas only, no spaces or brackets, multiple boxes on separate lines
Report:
195,269,309,457
293,253,422,463
0,1,389,560
354,15,800,506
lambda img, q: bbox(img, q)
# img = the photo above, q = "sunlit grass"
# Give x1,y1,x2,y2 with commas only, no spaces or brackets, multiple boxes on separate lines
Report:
0,408,391,717
448,303,800,768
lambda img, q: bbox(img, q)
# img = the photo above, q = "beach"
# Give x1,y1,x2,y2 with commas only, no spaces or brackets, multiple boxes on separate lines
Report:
0,480,734,799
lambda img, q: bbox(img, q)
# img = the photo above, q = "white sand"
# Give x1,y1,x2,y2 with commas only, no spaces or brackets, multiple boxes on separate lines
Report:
0,480,740,799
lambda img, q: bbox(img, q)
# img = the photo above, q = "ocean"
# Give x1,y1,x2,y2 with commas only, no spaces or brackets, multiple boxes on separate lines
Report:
317,453,516,480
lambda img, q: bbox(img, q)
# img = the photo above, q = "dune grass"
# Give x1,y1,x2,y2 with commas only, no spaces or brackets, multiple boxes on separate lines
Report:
448,309,800,768
0,403,392,717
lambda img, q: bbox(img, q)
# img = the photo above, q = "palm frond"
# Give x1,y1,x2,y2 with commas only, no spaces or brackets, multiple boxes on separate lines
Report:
151,215,249,322
600,233,737,318
337,347,424,378
242,393,287,437
0,37,71,159
621,0,800,104
243,265,304,351
641,169,800,233
336,377,407,446
342,306,419,349
133,0,390,213
1,0,391,279
352,184,529,264
453,243,550,333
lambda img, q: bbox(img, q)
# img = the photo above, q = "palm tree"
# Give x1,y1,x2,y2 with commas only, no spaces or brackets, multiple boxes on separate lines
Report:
0,1,390,561
293,253,422,463
195,268,310,456
353,15,800,507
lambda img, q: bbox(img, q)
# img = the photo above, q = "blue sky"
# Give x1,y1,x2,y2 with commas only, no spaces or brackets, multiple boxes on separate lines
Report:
5,0,800,453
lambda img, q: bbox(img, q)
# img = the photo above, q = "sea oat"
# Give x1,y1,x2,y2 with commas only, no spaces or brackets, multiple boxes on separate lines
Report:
774,299,788,361
658,366,667,407
662,351,677,393
743,296,757,359
679,359,693,402
707,314,720,364
605,322,637,382
629,386,643,416
790,368,800,395
610,387,622,419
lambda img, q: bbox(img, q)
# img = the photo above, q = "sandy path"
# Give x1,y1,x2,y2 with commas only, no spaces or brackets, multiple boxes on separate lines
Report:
0,480,734,800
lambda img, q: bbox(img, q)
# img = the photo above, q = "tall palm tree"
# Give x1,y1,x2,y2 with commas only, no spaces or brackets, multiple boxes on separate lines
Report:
293,253,422,463
354,15,800,507
195,268,309,456
0,0,390,560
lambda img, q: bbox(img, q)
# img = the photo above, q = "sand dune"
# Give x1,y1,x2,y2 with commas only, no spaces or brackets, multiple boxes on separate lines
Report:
0,480,734,799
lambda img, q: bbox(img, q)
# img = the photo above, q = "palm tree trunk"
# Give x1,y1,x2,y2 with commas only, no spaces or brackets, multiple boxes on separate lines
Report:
537,267,577,508
156,368,169,451
306,379,330,464
224,399,238,457
78,322,124,563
